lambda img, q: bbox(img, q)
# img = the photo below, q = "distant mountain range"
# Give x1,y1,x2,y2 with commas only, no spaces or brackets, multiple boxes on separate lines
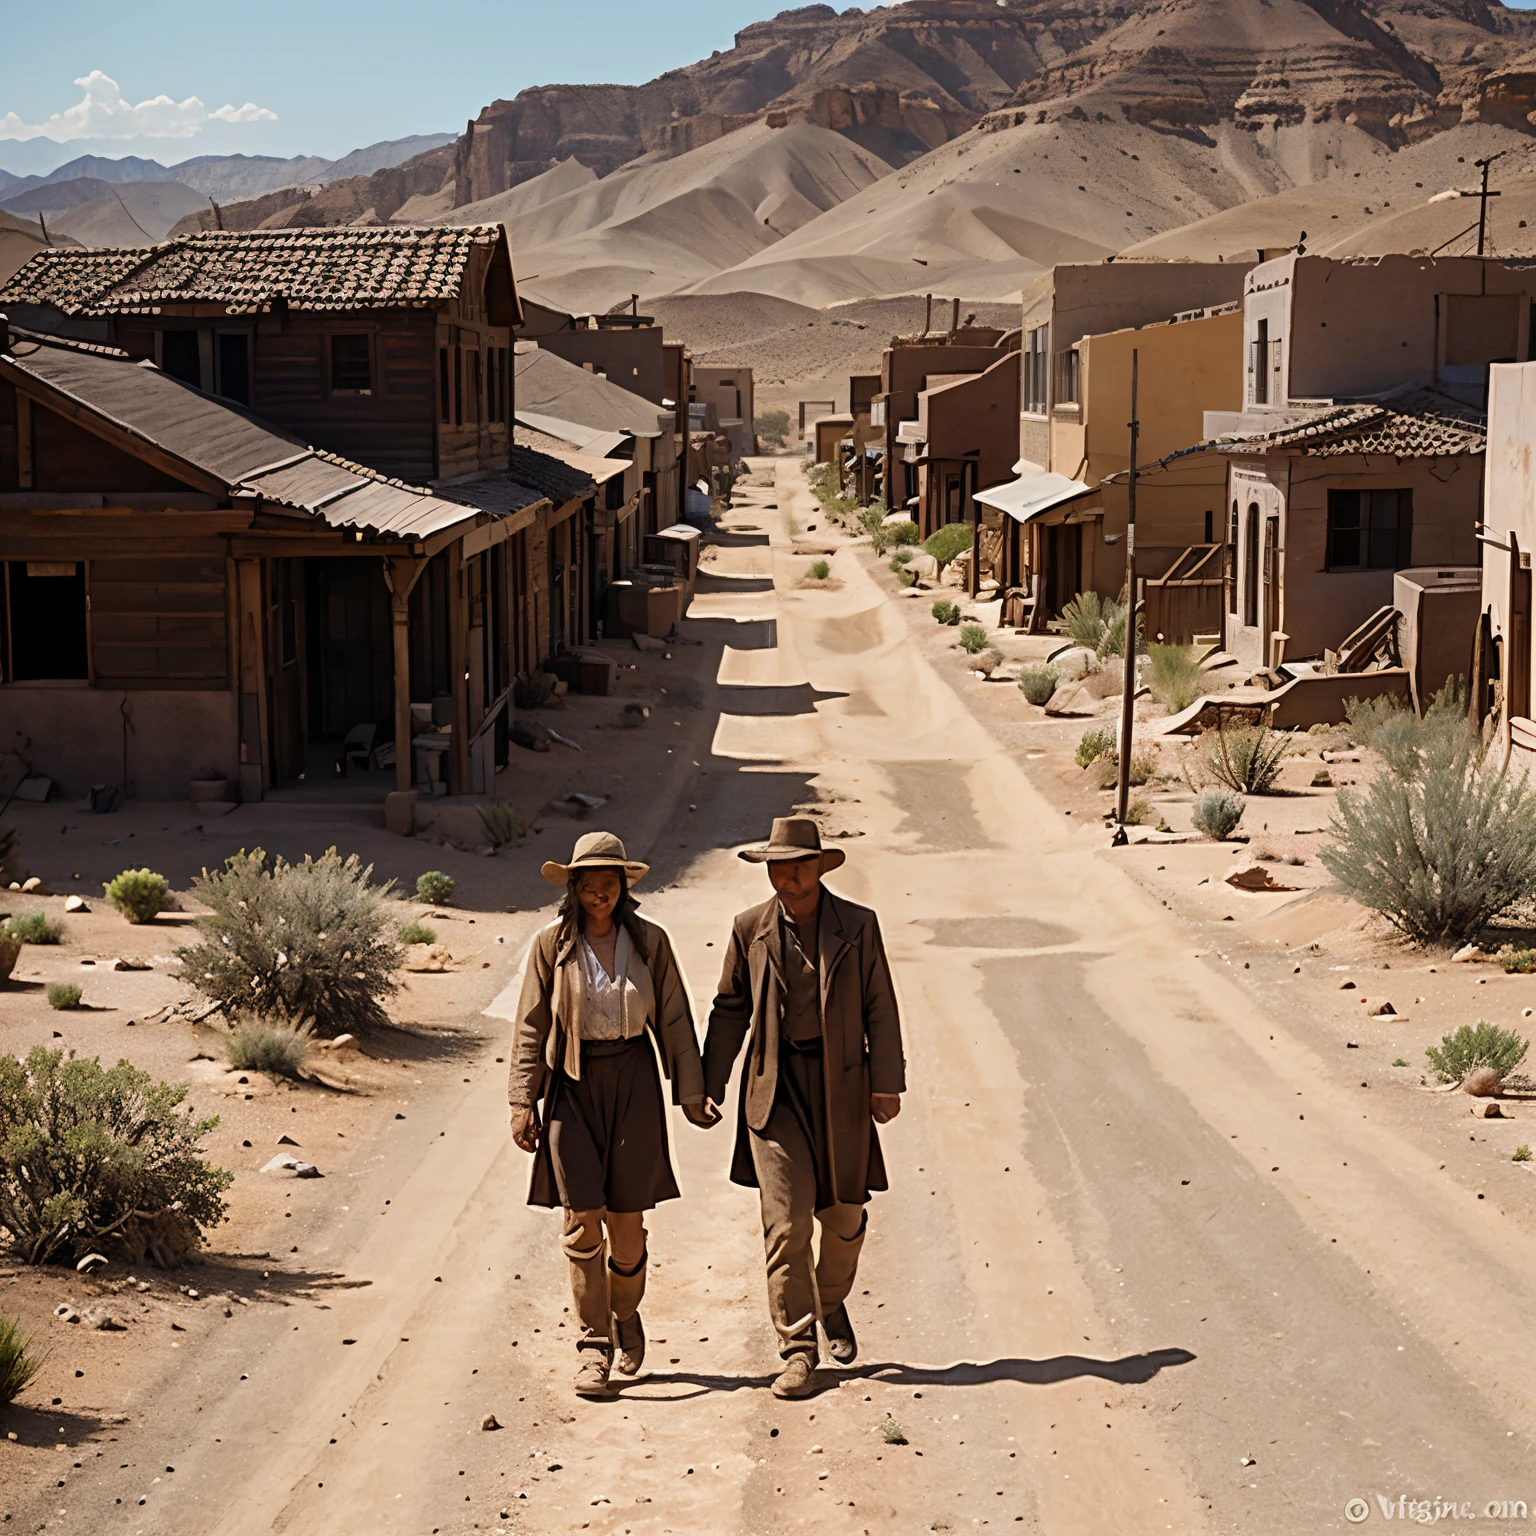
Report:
0,134,455,207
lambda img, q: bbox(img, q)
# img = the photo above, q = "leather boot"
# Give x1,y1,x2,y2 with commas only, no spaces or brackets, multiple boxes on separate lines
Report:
561,1209,612,1394
609,1248,648,1375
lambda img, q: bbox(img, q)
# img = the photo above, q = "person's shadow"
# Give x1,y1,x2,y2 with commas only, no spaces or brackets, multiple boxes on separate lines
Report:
611,1348,1196,1400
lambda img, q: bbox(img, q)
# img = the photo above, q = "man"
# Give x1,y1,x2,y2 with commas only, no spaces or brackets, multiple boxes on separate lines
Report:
702,817,905,1399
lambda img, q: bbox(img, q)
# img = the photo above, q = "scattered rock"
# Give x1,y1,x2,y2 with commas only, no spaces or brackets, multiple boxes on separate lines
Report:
1338,979,1356,990
1042,682,1098,717
402,943,453,973
75,1253,108,1274
64,896,89,914
277,1134,300,1147
1223,861,1298,893
1472,1100,1508,1118
86,1309,126,1331
261,1154,302,1175
1452,944,1486,963
1368,1002,1397,1017
293,1162,322,1178
21,877,54,896
482,1414,503,1431
53,1305,80,1324
110,957,152,972
1463,1066,1504,1097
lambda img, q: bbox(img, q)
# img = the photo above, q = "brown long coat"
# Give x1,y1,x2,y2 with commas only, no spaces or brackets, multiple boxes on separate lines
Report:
507,911,705,1111
704,887,906,1205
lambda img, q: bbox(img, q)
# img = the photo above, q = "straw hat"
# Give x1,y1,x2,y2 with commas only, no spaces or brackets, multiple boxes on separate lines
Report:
541,830,650,887
738,816,845,871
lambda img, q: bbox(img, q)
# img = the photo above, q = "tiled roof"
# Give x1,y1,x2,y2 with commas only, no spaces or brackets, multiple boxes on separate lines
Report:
1215,389,1486,458
0,226,506,316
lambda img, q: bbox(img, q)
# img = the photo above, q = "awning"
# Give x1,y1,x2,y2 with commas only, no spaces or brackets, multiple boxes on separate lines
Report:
974,471,1095,524
516,410,629,459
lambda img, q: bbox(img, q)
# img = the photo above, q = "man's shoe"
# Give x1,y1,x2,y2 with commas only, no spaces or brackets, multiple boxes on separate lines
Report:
573,1354,611,1398
615,1312,645,1375
822,1304,857,1365
771,1353,818,1399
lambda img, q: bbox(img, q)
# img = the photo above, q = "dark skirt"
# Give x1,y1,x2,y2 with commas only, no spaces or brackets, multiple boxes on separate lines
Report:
729,1038,887,1206
529,1036,681,1212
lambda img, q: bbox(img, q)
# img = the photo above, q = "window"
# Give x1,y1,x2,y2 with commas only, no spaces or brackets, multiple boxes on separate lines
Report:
1326,489,1411,571
1244,502,1260,626
605,475,626,513
160,330,201,388
1055,348,1081,406
439,347,452,425
3,561,88,681
1024,325,1049,414
215,332,249,407
329,334,372,394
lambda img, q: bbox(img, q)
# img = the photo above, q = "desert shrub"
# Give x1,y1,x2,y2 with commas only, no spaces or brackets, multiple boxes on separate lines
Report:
755,408,791,447
859,505,891,554
104,868,169,925
416,870,455,905
879,1415,908,1446
400,920,437,946
931,599,959,625
1128,742,1159,786
1425,1021,1529,1085
1192,788,1245,840
4,911,61,945
958,623,989,655
479,803,523,849
1018,666,1058,705
1098,604,1143,660
1146,643,1205,714
896,569,916,588
46,983,81,1011
0,1316,41,1406
0,1047,231,1266
224,1020,313,1079
807,461,839,499
924,523,973,567
1123,797,1150,825
1198,722,1290,794
890,549,914,569
1076,727,1116,769
1516,1144,1533,1162
1501,949,1536,974
891,520,921,547
1345,680,1470,777
0,825,17,885
1319,733,1536,947
809,559,831,580
176,848,400,1036
1063,590,1117,652
974,648,1004,678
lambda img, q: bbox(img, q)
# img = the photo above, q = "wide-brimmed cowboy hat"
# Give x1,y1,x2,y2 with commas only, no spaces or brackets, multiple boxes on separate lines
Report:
738,816,846,871
541,830,650,887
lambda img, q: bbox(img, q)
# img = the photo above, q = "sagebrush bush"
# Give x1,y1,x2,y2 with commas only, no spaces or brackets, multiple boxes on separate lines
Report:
104,868,169,924
177,848,400,1036
415,870,455,905
1425,1021,1529,1085
1197,722,1290,794
478,804,523,849
974,648,1004,678
1501,949,1536,974
4,910,60,945
0,1047,231,1266
1146,643,1206,713
1091,742,1158,792
1193,788,1245,840
859,505,892,555
1018,666,1058,705
1345,680,1471,778
0,1316,41,1407
890,550,914,570
924,523,972,566
1123,797,1150,825
1076,727,1116,769
931,599,959,625
225,1020,313,1079
1319,732,1536,947
46,983,81,1010
891,520,921,547
958,623,989,654
400,920,437,946
809,559,831,580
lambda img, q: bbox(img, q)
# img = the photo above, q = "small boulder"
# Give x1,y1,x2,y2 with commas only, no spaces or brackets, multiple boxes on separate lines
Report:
293,1162,323,1179
1452,944,1485,963
53,1305,80,1324
1338,979,1356,990
21,877,53,896
1050,646,1098,681
277,1134,300,1147
75,1253,109,1274
110,957,152,972
482,1414,503,1432
261,1154,301,1175
1043,682,1099,717
403,943,452,973
1463,1066,1504,1097
64,896,89,914
1368,1002,1397,1017
1471,1100,1508,1118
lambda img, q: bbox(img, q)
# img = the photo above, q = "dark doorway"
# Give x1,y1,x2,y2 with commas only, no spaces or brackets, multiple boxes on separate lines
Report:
306,560,394,744
4,561,88,681
161,330,201,388
1045,523,1082,617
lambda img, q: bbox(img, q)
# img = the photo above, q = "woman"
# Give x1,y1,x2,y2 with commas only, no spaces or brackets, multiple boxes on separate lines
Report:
508,830,714,1398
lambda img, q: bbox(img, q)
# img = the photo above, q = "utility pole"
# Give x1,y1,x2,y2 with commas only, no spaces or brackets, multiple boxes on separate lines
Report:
1116,349,1140,827
1475,151,1506,257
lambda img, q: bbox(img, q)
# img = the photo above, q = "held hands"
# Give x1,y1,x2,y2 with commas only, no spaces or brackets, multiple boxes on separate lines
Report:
870,1093,902,1125
683,1097,723,1129
509,1106,540,1153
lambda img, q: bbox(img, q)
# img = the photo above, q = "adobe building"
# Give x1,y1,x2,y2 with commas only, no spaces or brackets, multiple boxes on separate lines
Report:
690,364,756,462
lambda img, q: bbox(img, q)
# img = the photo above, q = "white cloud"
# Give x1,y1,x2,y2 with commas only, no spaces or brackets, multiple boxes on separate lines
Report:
0,70,277,143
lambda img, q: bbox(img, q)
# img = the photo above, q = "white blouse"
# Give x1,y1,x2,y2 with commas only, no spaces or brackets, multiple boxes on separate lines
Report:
576,928,646,1041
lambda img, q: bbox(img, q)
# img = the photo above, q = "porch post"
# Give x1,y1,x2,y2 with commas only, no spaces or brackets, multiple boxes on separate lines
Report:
447,541,470,794
383,556,429,794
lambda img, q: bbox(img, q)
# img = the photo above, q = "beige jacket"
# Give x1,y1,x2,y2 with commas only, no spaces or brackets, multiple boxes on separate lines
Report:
507,912,705,1111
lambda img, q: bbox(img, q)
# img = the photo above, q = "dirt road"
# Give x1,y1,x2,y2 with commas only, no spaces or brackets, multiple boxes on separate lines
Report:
14,459,1536,1535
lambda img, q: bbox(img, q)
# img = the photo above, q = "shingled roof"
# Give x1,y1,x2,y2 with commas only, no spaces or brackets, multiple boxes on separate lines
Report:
1,330,482,542
0,226,514,318
1213,389,1487,458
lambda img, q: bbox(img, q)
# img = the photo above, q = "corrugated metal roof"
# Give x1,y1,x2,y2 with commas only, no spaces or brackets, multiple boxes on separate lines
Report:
0,226,507,317
1,332,481,542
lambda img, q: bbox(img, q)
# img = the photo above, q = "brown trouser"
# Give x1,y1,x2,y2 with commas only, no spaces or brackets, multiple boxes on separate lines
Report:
748,1092,868,1361
561,1208,648,1357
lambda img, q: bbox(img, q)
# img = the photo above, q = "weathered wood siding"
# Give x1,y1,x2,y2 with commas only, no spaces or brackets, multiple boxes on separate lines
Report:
89,554,229,689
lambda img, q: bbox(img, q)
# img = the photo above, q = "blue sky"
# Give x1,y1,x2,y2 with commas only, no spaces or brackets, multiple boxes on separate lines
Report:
1,0,779,174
